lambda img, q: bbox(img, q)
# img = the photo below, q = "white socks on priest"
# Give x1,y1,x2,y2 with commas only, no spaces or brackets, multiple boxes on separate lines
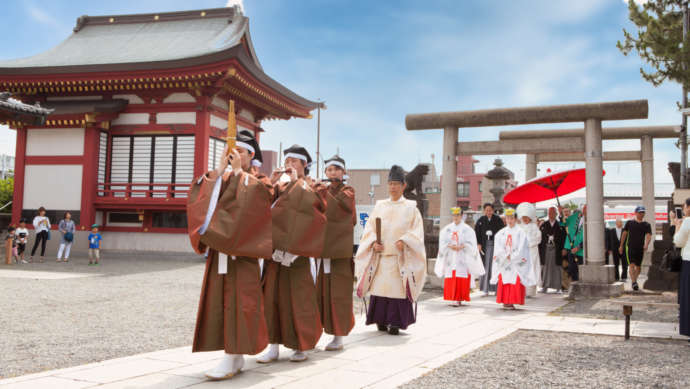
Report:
205,353,244,381
325,336,344,351
256,343,279,363
289,349,307,362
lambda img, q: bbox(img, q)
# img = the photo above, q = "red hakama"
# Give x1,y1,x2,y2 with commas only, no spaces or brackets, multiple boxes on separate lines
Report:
496,274,525,305
443,270,471,302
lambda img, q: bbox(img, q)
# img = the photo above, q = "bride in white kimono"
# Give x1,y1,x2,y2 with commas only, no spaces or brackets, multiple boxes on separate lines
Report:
491,208,536,309
517,202,542,298
435,207,485,306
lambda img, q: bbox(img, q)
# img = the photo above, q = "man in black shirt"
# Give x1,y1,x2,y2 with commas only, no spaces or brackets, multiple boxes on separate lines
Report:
618,206,652,291
475,203,505,295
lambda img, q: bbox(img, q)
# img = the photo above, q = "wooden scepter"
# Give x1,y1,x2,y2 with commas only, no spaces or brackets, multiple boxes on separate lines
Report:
375,217,382,245
226,99,237,153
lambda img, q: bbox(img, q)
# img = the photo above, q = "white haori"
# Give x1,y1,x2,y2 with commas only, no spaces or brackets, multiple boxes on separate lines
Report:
434,221,485,279
355,196,427,301
519,221,542,288
491,224,536,286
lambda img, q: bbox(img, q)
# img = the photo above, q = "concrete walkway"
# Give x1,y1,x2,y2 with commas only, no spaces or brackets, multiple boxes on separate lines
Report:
0,293,684,389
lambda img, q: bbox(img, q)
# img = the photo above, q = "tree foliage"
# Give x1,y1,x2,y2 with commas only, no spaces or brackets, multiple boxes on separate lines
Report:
617,0,690,89
0,177,12,212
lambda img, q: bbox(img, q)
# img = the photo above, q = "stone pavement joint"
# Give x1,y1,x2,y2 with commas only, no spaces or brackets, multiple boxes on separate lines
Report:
1,292,685,389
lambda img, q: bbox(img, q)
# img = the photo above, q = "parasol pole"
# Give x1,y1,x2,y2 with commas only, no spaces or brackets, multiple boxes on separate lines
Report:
226,100,237,154
549,176,562,209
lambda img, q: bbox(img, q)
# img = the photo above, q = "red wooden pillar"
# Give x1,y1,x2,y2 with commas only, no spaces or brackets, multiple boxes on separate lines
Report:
194,96,211,178
11,127,27,223
79,125,100,230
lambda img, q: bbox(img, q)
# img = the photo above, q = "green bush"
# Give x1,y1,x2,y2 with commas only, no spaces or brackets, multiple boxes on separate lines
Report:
0,177,13,212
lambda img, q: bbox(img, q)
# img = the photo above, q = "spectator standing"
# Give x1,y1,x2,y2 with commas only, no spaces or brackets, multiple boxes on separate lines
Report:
539,206,565,293
607,218,627,281
475,203,505,295
57,212,76,262
564,208,584,282
672,198,690,342
88,224,102,265
619,206,652,291
16,219,29,264
31,207,51,262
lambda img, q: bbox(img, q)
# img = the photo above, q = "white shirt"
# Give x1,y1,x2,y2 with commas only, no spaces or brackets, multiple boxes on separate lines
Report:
616,227,622,240
16,227,29,244
33,216,51,233
673,218,690,261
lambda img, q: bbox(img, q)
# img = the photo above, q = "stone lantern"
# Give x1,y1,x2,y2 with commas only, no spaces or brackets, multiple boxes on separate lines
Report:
485,158,511,211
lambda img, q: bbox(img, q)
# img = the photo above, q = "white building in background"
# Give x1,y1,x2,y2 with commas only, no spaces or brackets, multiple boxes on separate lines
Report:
0,154,13,179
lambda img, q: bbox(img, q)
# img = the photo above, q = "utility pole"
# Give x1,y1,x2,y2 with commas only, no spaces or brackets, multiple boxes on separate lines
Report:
316,102,321,179
682,1,688,188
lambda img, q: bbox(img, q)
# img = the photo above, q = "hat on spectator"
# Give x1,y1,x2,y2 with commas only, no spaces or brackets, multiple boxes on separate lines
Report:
635,206,646,213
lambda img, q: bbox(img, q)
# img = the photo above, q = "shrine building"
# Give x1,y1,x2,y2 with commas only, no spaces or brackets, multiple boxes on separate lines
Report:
0,7,321,251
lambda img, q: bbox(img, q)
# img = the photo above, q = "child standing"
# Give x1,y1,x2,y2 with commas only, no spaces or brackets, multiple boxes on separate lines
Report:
16,219,29,264
88,224,102,265
5,226,18,265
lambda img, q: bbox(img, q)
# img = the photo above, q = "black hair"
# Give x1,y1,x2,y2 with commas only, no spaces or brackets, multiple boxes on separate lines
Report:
685,197,690,207
303,160,310,176
8,226,15,232
483,203,494,209
19,218,27,223
38,207,46,214
64,211,71,219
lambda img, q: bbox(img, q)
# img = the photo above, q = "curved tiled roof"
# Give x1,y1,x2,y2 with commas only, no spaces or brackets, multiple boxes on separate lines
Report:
0,7,322,110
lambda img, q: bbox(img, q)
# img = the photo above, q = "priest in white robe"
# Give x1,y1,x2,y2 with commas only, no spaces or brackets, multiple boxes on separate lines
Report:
491,208,536,309
355,165,426,335
435,207,485,306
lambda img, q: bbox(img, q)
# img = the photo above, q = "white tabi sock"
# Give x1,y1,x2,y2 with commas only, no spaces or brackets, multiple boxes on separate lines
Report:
205,353,244,380
325,336,344,351
289,349,307,362
257,343,279,363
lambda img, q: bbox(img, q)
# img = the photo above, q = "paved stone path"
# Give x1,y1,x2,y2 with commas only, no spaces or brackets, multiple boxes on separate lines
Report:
0,292,684,389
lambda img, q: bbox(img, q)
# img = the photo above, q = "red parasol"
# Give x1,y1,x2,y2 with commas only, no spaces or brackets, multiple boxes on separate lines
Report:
502,168,605,206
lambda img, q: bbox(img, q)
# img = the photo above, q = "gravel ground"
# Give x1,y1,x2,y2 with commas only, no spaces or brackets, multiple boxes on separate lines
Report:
553,292,679,323
401,330,689,389
0,251,205,378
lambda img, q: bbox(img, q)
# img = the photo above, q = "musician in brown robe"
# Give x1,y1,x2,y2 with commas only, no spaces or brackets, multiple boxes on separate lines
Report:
316,155,356,351
186,130,273,380
258,145,326,363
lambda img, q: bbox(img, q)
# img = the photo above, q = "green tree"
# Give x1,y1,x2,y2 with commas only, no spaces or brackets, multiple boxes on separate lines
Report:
617,0,690,89
0,177,13,212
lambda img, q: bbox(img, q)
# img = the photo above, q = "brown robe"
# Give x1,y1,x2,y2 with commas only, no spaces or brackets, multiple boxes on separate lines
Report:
317,182,356,336
187,169,273,355
264,178,326,350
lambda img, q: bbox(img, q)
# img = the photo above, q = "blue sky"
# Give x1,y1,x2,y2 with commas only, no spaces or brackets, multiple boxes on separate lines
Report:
0,0,679,184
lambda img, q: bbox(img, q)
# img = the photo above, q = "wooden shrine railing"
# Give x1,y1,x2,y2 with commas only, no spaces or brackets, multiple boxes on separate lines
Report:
97,182,191,199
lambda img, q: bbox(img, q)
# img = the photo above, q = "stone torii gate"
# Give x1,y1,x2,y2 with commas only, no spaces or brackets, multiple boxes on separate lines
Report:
501,125,679,235
405,100,648,297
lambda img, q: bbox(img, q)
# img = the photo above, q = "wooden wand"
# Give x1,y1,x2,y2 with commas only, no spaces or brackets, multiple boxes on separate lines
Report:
226,99,237,153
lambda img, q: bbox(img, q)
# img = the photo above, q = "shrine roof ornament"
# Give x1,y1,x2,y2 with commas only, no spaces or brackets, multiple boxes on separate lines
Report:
0,92,53,126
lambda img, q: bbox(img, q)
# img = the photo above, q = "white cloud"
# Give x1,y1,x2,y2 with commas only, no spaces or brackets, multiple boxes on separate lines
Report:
226,0,244,12
621,0,648,5
24,3,66,31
